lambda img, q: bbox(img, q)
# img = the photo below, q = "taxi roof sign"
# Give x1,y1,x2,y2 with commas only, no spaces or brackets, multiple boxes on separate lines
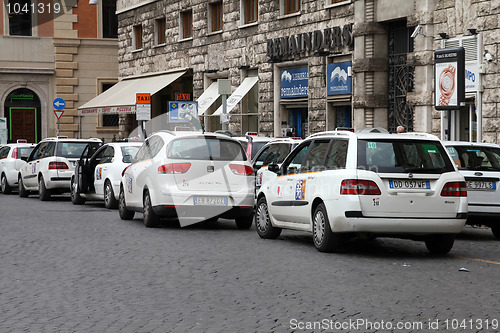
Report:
16,139,27,143
136,93,151,104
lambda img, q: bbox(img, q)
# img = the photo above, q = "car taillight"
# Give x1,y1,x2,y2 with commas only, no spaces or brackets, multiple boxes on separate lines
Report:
340,179,381,195
48,161,69,170
441,181,467,197
229,164,254,176
122,165,131,177
245,142,252,159
12,147,19,159
158,163,191,174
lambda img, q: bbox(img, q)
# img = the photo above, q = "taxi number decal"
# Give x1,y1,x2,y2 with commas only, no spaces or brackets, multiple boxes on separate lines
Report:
95,167,102,181
127,176,133,194
32,163,36,174
295,180,306,200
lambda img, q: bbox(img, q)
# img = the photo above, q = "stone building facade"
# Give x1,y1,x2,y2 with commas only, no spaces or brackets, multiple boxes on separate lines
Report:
110,0,500,143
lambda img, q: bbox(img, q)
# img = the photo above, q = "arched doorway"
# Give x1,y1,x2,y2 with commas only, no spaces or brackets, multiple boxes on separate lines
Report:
4,88,41,143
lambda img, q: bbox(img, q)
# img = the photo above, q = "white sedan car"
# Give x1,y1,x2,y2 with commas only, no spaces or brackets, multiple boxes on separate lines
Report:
445,141,500,238
0,141,36,194
119,131,255,228
256,131,468,254
71,142,142,208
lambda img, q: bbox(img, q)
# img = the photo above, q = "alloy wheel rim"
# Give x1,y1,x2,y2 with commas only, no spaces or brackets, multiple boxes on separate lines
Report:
1,176,5,192
314,210,325,245
256,203,269,233
105,184,111,205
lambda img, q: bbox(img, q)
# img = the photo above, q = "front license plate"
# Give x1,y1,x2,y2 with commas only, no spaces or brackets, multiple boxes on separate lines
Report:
389,180,430,189
194,196,228,206
466,181,496,191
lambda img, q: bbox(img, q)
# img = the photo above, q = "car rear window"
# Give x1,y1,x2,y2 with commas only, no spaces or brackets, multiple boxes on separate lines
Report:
447,145,500,171
121,146,140,158
57,142,102,159
168,137,246,161
18,147,34,159
357,139,455,174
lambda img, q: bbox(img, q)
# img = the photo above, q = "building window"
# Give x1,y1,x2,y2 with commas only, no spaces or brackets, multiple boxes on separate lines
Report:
283,0,300,15
209,2,223,32
242,0,258,24
180,9,193,39
103,0,118,38
133,25,143,49
8,0,32,36
156,18,166,45
101,83,119,127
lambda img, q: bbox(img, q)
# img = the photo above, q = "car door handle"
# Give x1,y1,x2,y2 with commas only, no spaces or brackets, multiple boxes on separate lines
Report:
287,178,294,181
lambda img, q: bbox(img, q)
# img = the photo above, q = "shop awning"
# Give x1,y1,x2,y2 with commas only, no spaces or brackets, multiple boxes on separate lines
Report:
212,77,258,116
78,70,187,115
197,82,221,116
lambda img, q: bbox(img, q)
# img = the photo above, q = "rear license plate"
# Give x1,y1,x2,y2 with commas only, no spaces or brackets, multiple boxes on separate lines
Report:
194,196,228,206
466,181,496,191
389,180,430,189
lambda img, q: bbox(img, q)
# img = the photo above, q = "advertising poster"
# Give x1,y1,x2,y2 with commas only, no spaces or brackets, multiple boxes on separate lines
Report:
435,62,458,107
434,47,465,110
169,102,198,123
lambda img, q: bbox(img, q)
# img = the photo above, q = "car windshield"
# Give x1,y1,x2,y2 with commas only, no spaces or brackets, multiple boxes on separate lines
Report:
57,142,102,159
121,146,140,158
168,137,246,161
446,145,500,171
357,139,455,174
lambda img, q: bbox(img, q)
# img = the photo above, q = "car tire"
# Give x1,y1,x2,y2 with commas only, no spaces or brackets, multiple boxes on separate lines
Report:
491,225,500,239
119,187,135,220
104,180,118,209
38,176,51,201
235,215,253,229
425,234,455,255
18,175,29,198
143,190,160,228
313,203,342,253
255,196,281,239
1,173,12,194
71,177,86,205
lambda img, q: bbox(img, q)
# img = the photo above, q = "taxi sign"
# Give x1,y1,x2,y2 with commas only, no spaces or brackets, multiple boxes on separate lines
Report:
16,139,27,143
136,93,151,104
136,93,151,121
176,93,191,101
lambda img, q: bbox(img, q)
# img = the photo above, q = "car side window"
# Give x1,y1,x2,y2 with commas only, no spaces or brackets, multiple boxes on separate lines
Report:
324,140,348,170
39,142,55,159
0,146,10,159
148,136,164,157
282,142,311,175
253,146,271,169
301,140,330,172
28,144,42,161
101,146,115,164
92,148,107,165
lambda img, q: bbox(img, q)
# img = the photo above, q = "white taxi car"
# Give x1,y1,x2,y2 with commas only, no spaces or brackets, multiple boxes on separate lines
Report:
18,137,102,200
445,141,500,238
256,131,467,254
119,131,255,228
71,142,141,208
0,140,36,194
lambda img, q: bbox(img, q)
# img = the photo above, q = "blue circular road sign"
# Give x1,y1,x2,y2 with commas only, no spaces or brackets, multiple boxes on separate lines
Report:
53,98,66,110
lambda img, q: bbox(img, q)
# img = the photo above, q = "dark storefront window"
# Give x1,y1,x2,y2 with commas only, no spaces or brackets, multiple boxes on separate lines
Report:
103,0,118,38
8,0,32,36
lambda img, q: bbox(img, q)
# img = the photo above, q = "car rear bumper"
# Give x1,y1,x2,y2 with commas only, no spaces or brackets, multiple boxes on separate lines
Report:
152,205,254,219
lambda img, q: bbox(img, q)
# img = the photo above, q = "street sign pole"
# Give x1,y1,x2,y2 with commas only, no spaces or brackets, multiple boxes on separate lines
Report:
218,79,231,131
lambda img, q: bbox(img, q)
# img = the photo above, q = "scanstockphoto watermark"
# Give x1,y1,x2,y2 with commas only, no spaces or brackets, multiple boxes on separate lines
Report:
289,318,499,331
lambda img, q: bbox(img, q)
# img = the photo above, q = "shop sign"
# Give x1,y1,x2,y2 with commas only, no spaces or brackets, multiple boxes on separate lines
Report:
327,62,351,95
267,24,353,60
465,63,479,93
434,47,465,110
169,102,198,123
280,67,308,99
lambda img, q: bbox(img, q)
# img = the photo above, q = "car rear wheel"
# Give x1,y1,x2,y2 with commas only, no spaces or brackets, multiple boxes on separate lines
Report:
491,226,500,239
313,203,341,253
235,215,253,229
1,173,12,194
119,187,135,220
18,176,29,198
38,176,51,201
143,190,160,228
104,180,118,209
425,234,455,255
71,177,86,205
255,197,281,239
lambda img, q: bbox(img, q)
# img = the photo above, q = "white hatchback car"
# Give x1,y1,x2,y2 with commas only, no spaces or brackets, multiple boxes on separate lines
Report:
18,137,102,200
0,141,36,194
445,141,500,238
119,131,255,228
70,142,142,208
256,131,468,254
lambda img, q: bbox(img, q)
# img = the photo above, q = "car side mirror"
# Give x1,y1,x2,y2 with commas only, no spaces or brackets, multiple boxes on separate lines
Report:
268,163,280,173
122,154,132,163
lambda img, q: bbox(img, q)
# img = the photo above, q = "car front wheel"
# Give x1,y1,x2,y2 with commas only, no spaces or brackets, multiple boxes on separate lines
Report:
143,190,160,228
313,203,341,253
71,177,85,205
118,187,135,220
425,234,455,255
1,173,12,194
18,176,29,198
104,180,118,209
255,197,281,239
